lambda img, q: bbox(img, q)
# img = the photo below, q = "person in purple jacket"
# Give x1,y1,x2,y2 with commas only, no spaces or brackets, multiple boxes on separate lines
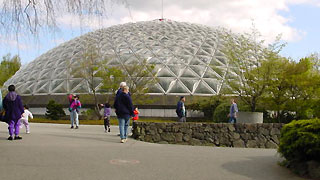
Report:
114,85,134,143
100,102,111,132
3,85,24,140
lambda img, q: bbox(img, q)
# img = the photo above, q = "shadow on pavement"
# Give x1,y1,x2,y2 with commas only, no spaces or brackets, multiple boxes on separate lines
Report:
221,155,304,180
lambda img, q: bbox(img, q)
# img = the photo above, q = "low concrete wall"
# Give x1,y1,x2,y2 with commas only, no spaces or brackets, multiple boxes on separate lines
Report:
237,112,263,123
132,122,284,148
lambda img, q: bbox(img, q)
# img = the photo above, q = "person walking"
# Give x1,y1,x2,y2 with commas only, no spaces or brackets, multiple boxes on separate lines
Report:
228,99,238,123
2,85,24,140
114,85,134,143
101,102,111,132
20,105,33,134
0,90,2,110
70,95,81,129
0,90,4,122
132,107,140,122
116,82,127,96
176,96,186,122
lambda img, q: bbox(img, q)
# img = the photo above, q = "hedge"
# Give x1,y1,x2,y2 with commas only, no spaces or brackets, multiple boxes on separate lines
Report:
278,119,320,162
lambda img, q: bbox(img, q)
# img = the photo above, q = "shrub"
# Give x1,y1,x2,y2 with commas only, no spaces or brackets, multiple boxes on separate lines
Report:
213,103,230,123
187,95,225,119
81,108,99,120
45,100,66,120
278,119,320,163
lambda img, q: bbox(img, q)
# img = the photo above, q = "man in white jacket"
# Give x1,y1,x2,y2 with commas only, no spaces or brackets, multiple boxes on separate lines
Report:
20,105,33,134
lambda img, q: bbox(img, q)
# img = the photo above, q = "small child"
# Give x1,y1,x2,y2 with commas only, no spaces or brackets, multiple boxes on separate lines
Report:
102,103,111,132
132,107,140,122
20,105,33,134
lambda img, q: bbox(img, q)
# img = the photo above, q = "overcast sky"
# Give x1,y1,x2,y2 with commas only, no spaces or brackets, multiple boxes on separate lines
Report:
1,0,320,64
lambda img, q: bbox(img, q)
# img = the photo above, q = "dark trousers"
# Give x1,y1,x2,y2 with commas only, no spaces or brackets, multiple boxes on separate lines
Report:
104,116,110,130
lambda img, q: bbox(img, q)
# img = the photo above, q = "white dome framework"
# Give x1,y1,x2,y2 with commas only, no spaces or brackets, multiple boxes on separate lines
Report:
4,19,239,96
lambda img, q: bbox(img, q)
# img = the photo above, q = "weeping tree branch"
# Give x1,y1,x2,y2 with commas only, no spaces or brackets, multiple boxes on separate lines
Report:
0,0,128,36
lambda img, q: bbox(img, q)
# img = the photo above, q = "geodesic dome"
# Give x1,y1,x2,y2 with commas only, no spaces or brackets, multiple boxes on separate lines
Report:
4,19,239,96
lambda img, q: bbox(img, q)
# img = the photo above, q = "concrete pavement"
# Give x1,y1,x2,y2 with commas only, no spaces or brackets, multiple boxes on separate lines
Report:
0,122,305,180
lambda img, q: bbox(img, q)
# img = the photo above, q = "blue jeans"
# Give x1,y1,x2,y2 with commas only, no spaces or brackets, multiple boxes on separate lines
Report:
229,117,237,123
118,116,130,139
70,110,79,127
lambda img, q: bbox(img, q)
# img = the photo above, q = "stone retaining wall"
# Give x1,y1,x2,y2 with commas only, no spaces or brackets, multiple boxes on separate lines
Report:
132,122,284,148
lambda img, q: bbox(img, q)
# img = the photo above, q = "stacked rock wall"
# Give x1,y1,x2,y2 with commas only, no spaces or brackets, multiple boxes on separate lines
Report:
132,122,284,148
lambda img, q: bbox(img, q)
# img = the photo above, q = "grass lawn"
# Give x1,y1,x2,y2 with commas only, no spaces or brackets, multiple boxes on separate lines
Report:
30,117,177,125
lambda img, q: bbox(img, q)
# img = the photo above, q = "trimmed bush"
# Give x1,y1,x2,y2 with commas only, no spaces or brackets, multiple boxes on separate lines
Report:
45,100,66,120
213,103,230,123
278,119,320,163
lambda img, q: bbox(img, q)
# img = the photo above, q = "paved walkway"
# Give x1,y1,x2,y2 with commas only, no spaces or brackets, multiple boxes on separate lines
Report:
0,122,306,180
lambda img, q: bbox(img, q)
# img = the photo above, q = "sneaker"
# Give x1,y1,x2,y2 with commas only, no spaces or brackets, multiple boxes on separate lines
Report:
108,128,111,132
14,136,22,140
120,139,125,143
26,131,30,134
7,136,13,141
71,126,74,129
124,138,127,142
75,126,79,129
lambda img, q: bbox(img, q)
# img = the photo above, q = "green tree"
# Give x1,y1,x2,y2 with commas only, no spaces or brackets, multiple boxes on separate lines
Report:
45,100,66,120
262,55,320,121
0,53,21,87
220,28,285,112
285,57,320,119
122,59,158,104
71,43,104,119
188,95,225,119
98,66,125,101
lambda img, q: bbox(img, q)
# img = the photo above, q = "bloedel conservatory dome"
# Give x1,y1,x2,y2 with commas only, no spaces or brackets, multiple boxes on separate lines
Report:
4,19,239,96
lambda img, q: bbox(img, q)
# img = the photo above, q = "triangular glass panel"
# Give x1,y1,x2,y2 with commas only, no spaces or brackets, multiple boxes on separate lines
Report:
38,69,53,80
180,78,200,93
202,48,214,55
167,65,184,76
27,70,39,81
71,80,89,93
180,67,199,78
51,79,67,93
210,57,225,66
92,77,103,91
211,66,226,77
194,80,215,94
157,49,172,58
19,82,35,95
125,56,140,65
196,49,210,56
34,81,50,94
148,83,165,94
69,79,82,91
158,77,175,92
184,47,197,55
196,55,212,64
167,57,184,65
156,66,175,77
215,56,228,65
189,57,206,65
168,80,190,94
203,67,223,79
189,65,206,77
53,68,67,79
147,57,162,64
203,78,219,93
106,58,121,66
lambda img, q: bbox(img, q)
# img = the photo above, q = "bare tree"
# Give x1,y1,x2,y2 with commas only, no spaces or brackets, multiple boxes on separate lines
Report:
123,59,159,104
71,42,103,119
0,0,129,36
